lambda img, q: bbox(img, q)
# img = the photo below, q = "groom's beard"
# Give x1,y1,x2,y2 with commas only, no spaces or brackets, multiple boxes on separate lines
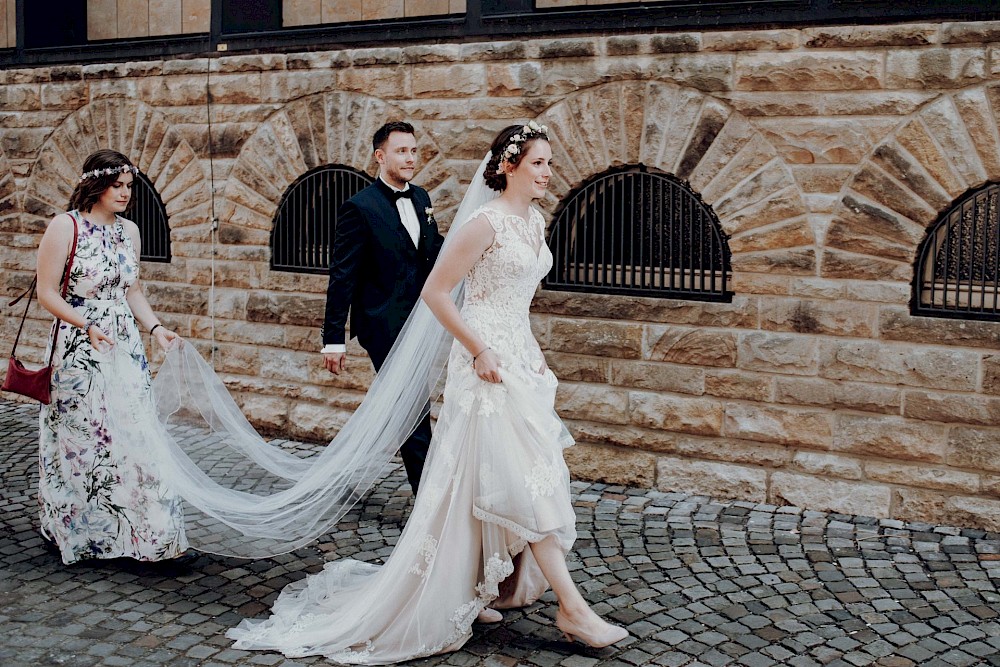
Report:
383,163,415,186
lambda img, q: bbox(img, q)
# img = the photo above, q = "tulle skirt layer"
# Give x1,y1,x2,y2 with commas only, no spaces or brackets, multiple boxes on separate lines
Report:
226,354,576,664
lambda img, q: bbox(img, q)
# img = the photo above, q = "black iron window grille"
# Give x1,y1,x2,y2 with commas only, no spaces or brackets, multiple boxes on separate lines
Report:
129,171,170,263
271,164,374,274
545,165,732,301
913,182,1000,321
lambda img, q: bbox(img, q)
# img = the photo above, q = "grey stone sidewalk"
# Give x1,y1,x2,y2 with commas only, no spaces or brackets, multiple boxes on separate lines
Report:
2,399,1000,667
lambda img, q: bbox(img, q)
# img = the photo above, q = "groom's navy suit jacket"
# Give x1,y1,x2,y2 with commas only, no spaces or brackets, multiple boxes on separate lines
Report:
322,179,445,362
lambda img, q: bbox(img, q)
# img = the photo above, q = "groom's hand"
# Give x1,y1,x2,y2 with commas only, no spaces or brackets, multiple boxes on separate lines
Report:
323,352,346,375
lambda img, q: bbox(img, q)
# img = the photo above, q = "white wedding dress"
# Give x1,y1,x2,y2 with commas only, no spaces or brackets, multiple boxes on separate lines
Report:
227,204,578,664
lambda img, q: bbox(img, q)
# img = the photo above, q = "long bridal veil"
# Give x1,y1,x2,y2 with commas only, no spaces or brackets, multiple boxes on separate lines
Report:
124,153,499,558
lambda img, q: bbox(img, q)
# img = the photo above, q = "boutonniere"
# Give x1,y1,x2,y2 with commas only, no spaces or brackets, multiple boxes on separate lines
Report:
424,207,435,224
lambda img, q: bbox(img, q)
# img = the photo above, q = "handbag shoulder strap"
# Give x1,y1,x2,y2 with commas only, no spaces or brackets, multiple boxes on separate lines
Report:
8,213,79,360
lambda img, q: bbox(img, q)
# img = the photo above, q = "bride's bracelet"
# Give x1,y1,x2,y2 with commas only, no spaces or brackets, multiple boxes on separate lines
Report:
472,347,490,366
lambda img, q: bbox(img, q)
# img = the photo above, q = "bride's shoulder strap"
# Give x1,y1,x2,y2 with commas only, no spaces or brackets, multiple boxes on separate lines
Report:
470,205,505,234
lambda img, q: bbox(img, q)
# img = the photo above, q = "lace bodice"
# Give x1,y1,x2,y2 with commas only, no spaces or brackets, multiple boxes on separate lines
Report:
456,205,552,375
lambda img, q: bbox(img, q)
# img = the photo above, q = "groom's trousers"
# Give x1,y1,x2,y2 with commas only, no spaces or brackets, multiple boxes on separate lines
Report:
367,342,431,495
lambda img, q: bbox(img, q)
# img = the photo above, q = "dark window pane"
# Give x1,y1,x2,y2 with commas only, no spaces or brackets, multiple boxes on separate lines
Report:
222,0,282,33
271,165,373,274
25,0,87,48
128,171,171,263
544,165,731,302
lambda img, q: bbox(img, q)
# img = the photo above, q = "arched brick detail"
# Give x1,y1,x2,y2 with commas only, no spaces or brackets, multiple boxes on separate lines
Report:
829,83,1000,281
535,81,815,277
24,98,210,232
219,91,449,242
0,145,16,232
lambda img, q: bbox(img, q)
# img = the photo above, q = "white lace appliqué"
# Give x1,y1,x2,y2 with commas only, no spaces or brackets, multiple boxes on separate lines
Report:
525,458,560,501
407,534,439,580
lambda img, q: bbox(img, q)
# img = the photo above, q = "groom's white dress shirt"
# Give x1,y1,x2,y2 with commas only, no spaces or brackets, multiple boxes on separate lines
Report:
321,175,420,355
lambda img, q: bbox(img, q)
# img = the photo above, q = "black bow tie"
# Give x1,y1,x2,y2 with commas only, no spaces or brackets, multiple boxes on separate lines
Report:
389,189,413,202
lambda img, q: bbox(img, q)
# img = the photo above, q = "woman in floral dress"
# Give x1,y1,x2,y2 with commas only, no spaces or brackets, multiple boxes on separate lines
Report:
34,149,188,565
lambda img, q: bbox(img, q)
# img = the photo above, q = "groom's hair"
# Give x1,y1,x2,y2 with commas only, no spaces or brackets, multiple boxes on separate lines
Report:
373,121,415,151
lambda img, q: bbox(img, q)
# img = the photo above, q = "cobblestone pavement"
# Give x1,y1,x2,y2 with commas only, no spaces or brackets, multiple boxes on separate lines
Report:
3,399,1000,667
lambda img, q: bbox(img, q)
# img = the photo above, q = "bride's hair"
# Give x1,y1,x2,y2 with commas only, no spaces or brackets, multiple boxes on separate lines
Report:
484,123,549,192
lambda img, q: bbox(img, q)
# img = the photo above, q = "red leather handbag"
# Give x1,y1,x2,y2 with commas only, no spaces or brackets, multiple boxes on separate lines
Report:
2,216,79,404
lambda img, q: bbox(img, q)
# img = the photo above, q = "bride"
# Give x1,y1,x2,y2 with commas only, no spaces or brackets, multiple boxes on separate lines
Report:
224,123,630,662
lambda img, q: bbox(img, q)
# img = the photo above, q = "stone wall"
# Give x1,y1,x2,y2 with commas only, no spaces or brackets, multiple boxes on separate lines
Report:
2,21,1000,529
284,0,465,26
86,0,211,40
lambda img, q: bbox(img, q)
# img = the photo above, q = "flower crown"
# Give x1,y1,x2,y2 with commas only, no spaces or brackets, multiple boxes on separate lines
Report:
79,164,139,183
496,121,549,174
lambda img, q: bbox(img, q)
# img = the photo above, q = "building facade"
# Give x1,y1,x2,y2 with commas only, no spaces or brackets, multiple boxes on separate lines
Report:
3,1,1000,529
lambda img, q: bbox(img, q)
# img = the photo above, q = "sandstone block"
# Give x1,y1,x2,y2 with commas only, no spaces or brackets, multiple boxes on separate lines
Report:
564,442,655,487
486,62,542,97
773,377,900,415
942,21,1000,44
702,29,799,52
849,164,937,226
894,118,966,198
819,340,978,391
412,64,484,97
737,331,819,376
628,391,724,436
673,435,791,468
651,54,733,93
339,67,406,99
886,47,987,89
756,117,897,165
723,403,831,448
948,495,1000,533
802,24,938,48
287,401,349,442
820,248,911,282
865,461,979,494
547,317,643,359
879,307,1000,351
610,360,704,395
214,343,261,376
892,488,948,526
704,370,773,402
730,273,789,296
656,456,767,502
833,414,946,462
760,297,875,338
735,52,882,91
985,355,1000,395
646,326,736,368
920,95,987,187
770,472,891,518
728,218,813,255
870,141,953,213
947,426,1000,474
533,291,758,328
555,382,630,425
246,291,325,327
236,394,290,435
843,282,910,305
904,391,1000,426
792,452,863,480
565,420,679,454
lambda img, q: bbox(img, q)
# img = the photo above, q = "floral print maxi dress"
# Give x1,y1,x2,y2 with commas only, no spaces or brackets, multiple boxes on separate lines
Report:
38,211,188,565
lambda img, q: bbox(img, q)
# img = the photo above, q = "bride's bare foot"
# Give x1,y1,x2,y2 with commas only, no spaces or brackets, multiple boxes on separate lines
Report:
477,608,503,624
555,609,629,648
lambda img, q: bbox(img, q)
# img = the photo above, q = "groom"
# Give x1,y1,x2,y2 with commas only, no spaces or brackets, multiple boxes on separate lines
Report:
321,121,444,494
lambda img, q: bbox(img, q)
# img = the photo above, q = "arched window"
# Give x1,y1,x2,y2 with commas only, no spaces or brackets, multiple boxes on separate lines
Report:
130,171,170,263
271,165,374,274
913,182,1000,321
546,165,732,301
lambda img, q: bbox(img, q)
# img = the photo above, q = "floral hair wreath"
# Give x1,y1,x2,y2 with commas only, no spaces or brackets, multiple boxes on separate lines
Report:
79,164,139,183
496,121,549,174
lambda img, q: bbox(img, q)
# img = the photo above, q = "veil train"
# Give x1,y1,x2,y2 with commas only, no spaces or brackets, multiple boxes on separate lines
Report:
123,153,499,558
